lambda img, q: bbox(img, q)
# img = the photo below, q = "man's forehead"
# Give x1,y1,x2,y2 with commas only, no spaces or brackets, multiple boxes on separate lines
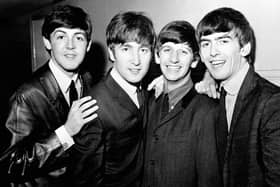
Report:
200,31,236,40
52,27,86,35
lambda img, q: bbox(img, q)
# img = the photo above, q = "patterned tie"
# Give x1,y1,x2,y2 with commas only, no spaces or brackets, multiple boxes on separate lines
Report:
69,80,78,106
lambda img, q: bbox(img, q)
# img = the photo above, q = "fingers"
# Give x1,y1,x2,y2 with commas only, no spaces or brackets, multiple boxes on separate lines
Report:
147,75,163,91
82,105,99,121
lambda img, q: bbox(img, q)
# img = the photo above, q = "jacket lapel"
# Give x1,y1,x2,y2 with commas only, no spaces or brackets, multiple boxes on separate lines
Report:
38,64,70,127
104,73,140,115
156,87,196,129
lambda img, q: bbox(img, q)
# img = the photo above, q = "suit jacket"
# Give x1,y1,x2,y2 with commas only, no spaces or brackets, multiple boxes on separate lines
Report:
142,88,222,187
0,63,93,186
67,72,146,187
219,66,280,187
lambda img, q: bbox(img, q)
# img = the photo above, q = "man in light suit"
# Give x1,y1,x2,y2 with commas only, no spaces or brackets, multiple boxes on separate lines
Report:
197,7,280,187
66,11,156,187
0,5,98,186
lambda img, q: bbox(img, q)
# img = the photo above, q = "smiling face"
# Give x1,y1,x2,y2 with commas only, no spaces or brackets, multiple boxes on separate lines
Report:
43,27,91,77
109,41,152,84
157,42,197,83
199,31,249,82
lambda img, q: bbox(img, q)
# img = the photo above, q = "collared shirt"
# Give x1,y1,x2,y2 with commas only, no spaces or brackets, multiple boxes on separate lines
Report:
164,78,194,111
110,67,140,108
221,63,249,130
49,59,82,150
49,59,81,105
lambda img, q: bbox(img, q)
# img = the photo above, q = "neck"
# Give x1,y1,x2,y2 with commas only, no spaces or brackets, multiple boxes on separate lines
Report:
165,73,192,93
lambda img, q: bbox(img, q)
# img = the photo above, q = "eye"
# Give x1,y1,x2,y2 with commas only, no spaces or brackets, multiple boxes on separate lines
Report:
121,46,129,51
56,35,65,40
200,41,210,48
218,38,231,45
140,47,150,54
161,47,171,53
75,34,86,41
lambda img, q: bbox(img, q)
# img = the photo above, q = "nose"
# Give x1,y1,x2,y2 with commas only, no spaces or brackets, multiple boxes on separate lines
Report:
210,43,219,57
131,50,141,66
66,38,75,49
170,49,179,63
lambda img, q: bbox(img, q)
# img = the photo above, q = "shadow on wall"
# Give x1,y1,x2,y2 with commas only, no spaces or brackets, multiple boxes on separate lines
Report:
81,41,108,85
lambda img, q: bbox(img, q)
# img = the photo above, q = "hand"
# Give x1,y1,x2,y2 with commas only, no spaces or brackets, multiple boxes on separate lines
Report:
64,96,98,136
195,71,219,99
147,75,164,98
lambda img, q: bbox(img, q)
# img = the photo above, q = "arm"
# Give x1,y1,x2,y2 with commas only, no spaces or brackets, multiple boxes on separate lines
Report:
261,93,280,186
195,70,219,99
1,93,98,181
67,118,104,186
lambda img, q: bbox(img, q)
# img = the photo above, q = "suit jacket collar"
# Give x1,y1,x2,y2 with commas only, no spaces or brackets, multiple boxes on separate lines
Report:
229,66,258,132
36,63,70,125
104,72,141,115
156,87,197,128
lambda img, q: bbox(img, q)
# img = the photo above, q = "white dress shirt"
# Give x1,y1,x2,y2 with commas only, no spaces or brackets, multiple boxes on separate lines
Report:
221,63,249,130
110,67,140,108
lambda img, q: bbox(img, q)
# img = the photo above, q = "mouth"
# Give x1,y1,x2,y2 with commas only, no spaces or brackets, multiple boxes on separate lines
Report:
64,54,77,59
166,65,181,71
210,60,225,67
129,68,141,74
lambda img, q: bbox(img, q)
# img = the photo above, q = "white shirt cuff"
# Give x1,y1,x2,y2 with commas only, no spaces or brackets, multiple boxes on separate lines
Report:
55,125,75,150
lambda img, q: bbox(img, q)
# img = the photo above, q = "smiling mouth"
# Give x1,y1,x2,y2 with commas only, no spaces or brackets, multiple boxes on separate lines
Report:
65,54,76,58
130,68,141,73
167,65,181,70
210,60,225,67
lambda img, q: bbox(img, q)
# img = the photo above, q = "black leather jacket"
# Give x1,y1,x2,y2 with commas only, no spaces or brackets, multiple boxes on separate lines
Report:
0,63,92,186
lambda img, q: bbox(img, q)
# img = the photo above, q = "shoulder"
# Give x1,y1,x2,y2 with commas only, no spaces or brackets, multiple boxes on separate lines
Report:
10,67,50,103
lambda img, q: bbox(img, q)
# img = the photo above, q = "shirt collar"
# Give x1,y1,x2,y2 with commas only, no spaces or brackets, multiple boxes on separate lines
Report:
164,78,193,108
110,67,137,96
49,59,79,94
221,63,249,96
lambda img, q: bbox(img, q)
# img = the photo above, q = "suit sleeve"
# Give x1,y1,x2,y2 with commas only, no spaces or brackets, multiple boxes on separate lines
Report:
261,92,280,186
0,92,67,182
67,117,104,186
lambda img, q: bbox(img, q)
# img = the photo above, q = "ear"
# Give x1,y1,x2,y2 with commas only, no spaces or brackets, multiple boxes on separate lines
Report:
43,37,51,50
86,40,92,52
108,46,116,62
154,50,160,64
190,55,199,68
240,42,251,57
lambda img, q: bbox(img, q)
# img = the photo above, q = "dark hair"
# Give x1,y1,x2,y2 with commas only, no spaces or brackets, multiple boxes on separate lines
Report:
196,7,256,64
106,11,156,50
157,20,199,56
42,5,92,42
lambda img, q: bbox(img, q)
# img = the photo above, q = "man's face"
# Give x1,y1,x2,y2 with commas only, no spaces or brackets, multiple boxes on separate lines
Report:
43,27,91,77
157,42,196,82
199,31,247,82
109,41,152,84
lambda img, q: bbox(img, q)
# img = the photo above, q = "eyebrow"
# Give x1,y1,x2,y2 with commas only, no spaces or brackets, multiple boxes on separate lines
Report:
200,33,234,42
53,29,86,36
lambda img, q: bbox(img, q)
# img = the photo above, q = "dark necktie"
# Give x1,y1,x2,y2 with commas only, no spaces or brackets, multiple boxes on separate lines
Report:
217,87,229,167
69,80,78,106
136,87,144,108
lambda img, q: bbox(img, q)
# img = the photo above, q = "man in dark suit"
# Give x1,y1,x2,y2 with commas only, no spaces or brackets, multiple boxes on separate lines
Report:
197,7,280,187
0,5,98,186
142,20,221,187
66,11,156,187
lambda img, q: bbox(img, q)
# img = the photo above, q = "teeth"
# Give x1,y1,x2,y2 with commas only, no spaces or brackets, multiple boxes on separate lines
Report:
167,65,180,70
211,60,224,65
